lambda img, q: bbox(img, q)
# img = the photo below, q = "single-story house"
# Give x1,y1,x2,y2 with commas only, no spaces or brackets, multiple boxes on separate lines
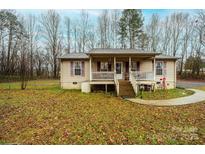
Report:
59,48,178,97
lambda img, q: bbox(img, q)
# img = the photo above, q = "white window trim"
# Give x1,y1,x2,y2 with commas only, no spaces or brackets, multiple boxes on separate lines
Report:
73,61,82,76
156,61,165,76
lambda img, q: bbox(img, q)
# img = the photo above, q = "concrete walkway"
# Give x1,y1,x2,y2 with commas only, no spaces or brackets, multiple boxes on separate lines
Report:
126,89,205,106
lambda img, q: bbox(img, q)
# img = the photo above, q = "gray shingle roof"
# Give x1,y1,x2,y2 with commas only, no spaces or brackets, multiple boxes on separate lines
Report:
155,55,179,60
58,53,89,59
58,49,178,60
88,48,160,55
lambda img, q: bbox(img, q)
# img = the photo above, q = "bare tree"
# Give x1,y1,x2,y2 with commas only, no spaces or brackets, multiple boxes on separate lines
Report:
26,14,39,78
80,10,89,52
195,10,205,47
179,14,193,74
41,10,61,78
71,21,78,53
19,35,29,89
170,13,186,56
110,10,120,48
146,14,161,52
65,16,71,53
161,16,172,55
98,10,110,48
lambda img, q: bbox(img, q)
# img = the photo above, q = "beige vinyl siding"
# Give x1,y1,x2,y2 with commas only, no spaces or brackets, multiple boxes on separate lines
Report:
60,60,90,89
140,60,153,73
155,60,176,89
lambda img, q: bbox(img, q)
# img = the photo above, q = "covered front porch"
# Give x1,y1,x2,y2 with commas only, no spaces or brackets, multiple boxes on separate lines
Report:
89,55,156,82
88,55,156,96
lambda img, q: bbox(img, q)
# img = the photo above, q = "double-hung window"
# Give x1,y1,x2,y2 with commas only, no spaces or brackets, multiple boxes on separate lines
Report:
156,61,164,75
74,61,82,76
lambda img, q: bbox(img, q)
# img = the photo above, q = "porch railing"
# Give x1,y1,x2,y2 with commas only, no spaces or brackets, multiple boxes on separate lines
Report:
92,72,114,80
131,71,154,81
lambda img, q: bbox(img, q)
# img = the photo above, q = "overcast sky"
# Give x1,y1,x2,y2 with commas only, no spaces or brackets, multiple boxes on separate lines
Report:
16,9,197,24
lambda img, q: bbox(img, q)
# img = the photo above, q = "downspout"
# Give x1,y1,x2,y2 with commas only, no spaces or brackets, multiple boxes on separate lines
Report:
174,60,177,88
153,57,156,82
89,56,92,81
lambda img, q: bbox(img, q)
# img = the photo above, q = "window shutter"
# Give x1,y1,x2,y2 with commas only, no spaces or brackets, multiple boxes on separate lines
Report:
82,61,85,76
71,61,73,76
137,61,140,71
97,61,100,71
152,60,154,71
108,63,112,71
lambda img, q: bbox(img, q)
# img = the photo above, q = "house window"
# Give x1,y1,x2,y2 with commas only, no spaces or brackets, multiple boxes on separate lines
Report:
131,61,140,71
156,61,164,75
74,61,82,76
100,62,109,71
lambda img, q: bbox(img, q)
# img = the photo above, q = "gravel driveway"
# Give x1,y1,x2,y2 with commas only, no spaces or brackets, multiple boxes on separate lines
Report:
177,80,205,88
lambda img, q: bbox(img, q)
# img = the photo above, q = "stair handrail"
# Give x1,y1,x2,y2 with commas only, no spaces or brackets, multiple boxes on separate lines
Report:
114,73,119,96
130,71,138,95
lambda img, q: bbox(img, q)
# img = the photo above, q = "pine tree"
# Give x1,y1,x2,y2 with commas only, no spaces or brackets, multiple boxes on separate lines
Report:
118,9,144,49
118,16,127,48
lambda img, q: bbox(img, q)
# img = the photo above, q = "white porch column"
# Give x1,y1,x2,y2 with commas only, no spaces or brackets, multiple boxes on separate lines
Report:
153,57,156,81
129,57,131,81
114,57,116,74
89,57,92,81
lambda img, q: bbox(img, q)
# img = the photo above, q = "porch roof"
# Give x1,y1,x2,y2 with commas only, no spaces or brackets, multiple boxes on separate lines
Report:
58,53,89,60
155,54,179,60
58,49,179,60
88,48,160,56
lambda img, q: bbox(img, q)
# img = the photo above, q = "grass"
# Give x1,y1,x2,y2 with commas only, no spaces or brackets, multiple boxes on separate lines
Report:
0,80,204,144
138,88,194,100
194,86,205,91
0,80,60,90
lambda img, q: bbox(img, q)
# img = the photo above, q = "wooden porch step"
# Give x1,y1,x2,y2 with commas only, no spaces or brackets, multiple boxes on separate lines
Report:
118,80,135,98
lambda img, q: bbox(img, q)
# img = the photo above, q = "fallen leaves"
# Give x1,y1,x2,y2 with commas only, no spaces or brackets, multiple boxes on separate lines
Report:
0,80,204,144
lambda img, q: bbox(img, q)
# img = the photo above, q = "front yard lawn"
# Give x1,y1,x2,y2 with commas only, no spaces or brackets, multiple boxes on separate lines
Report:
0,79,60,90
0,80,204,144
139,88,194,100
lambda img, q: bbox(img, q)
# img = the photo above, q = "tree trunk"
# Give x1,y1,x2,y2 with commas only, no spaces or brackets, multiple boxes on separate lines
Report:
53,53,57,78
6,24,12,74
30,47,33,79
179,56,184,75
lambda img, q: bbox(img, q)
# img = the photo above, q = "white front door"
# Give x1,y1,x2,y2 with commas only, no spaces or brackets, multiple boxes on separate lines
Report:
116,62,123,79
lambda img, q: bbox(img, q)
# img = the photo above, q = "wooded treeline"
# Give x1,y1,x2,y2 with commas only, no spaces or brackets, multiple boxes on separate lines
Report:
0,9,205,85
